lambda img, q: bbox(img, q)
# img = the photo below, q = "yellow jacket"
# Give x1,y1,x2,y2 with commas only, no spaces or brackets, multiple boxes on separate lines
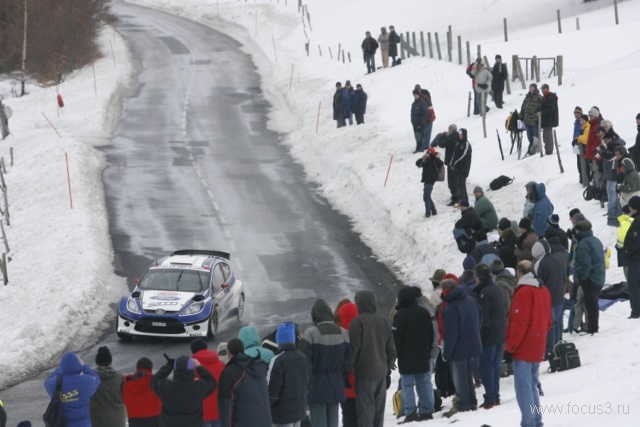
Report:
617,213,634,248
577,122,590,145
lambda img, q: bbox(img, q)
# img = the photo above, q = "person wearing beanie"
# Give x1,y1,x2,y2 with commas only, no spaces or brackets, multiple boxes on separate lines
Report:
361,31,379,74
491,55,508,109
152,354,216,427
411,88,429,153
352,83,368,125
520,84,542,153
388,25,401,66
123,358,161,427
470,59,492,115
598,126,627,226
623,196,640,319
514,217,539,263
333,82,345,128
574,112,592,182
490,259,517,322
453,196,481,241
619,157,640,207
615,204,633,283
190,338,225,427
451,128,473,201
496,219,519,270
473,186,499,230
238,326,275,363
573,220,605,334
45,353,100,427
416,144,444,217
267,323,313,427
546,214,568,250
299,299,353,427
90,346,126,427
429,269,446,289
539,84,559,155
431,124,461,206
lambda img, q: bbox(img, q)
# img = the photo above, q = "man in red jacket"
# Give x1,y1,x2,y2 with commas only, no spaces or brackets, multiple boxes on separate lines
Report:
122,357,162,427
191,338,226,427
506,261,552,427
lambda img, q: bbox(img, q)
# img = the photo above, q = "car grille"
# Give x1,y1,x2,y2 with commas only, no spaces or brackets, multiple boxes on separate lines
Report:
143,309,179,315
135,317,186,335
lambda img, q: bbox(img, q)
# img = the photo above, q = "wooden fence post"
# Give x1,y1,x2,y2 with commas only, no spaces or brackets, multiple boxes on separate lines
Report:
477,44,481,60
557,55,563,86
400,35,406,60
447,26,452,62
1,253,7,285
405,32,411,58
337,43,341,62
504,18,508,42
532,55,540,82
466,41,471,65
434,32,442,60
9,148,13,167
412,32,417,55
514,55,526,89
0,221,8,253
557,10,562,33
614,0,619,25
420,31,425,57
576,17,580,30
427,33,433,59
457,36,462,65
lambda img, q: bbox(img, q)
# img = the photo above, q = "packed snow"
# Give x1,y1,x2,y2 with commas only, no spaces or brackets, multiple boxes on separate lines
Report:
2,0,640,425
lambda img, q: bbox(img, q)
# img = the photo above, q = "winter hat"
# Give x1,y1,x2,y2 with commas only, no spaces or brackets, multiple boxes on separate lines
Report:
573,213,586,222
442,273,461,285
636,113,640,120
544,227,560,240
622,158,636,171
580,114,589,122
519,217,532,230
335,81,342,87
459,199,470,207
595,126,606,134
490,259,505,274
540,83,550,90
471,220,484,232
588,107,599,117
629,196,640,211
276,322,297,345
174,355,195,371
498,217,511,231
345,80,352,87
574,220,592,232
569,208,581,218
429,269,446,283
95,346,112,366
136,357,153,371
448,124,458,132
473,186,483,194
190,337,208,355
574,106,583,114
463,256,477,271
427,147,438,156
603,129,615,140
547,214,560,226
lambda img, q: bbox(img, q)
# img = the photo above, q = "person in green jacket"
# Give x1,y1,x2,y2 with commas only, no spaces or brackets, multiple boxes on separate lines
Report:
619,158,640,206
573,220,605,335
90,346,126,427
238,326,274,363
473,187,499,230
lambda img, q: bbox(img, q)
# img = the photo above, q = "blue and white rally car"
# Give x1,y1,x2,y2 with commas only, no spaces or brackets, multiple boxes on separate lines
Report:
117,249,244,340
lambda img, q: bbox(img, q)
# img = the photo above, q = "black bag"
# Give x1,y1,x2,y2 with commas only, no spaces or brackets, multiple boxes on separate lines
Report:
548,341,581,373
599,281,630,300
489,175,514,191
436,162,445,182
478,83,488,89
583,185,601,201
43,376,66,427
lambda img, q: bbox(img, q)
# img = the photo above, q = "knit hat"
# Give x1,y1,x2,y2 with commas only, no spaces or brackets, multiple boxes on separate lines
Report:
429,269,446,283
580,114,589,122
459,199,470,207
463,256,477,271
136,357,153,371
442,273,461,285
174,355,195,371
595,126,606,134
427,147,438,156
490,259,505,274
588,107,599,117
473,186,483,193
498,217,511,231
471,220,484,232
448,124,458,132
547,214,559,226
569,208,581,218
573,213,586,222
345,80,352,87
574,106,583,114
629,196,640,211
519,217,532,230
95,346,112,366
574,220,592,232
276,322,297,345
190,337,208,355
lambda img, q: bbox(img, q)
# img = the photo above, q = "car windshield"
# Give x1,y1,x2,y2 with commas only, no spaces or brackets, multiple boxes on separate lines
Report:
138,268,208,292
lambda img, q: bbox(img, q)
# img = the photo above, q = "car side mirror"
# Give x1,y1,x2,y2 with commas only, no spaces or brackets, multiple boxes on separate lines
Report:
133,277,140,285
221,282,229,289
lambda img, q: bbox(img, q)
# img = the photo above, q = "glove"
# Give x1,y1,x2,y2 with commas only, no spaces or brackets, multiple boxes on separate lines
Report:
343,373,352,389
385,371,391,390
503,352,513,364
163,353,175,367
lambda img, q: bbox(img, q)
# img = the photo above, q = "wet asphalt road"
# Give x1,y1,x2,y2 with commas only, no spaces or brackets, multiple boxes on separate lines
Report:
0,2,399,423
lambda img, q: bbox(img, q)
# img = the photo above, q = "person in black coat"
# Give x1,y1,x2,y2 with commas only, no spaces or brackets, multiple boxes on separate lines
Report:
491,55,508,109
453,200,481,240
411,90,429,153
628,113,640,171
472,264,506,409
540,84,559,155
432,124,460,205
545,214,568,250
416,147,444,217
450,128,472,201
624,196,640,319
392,286,435,423
388,26,401,66
361,31,379,74
333,82,345,128
352,84,368,125
151,355,217,427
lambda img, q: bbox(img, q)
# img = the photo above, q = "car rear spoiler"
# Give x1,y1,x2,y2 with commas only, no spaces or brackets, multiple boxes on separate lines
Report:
171,249,231,260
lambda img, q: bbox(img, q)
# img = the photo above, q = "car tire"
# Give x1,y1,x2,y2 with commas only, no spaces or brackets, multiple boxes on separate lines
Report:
207,308,219,341
116,317,133,341
236,294,245,322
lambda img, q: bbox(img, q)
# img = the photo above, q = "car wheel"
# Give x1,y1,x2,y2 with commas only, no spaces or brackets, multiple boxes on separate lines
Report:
207,308,219,341
236,294,245,322
116,317,132,341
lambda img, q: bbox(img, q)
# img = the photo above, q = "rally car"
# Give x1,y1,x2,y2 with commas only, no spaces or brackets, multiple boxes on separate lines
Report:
117,249,244,341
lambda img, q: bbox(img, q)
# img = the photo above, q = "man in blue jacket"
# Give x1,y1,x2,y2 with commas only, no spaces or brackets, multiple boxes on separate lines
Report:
45,352,101,427
531,183,554,238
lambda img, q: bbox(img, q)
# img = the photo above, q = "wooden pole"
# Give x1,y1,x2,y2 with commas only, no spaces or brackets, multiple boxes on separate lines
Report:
434,32,442,60
532,55,540,82
341,50,345,63
348,52,351,63
505,72,511,95
557,9,562,33
477,44,481,60
406,32,411,58
92,63,97,95
3,190,9,226
289,64,294,91
272,35,278,62
9,147,13,167
466,41,471,66
20,0,27,96
400,35,406,60
457,36,462,65
109,39,116,68
315,101,321,133
427,33,433,59
0,168,5,190
0,221,8,253
412,32,417,56
553,130,564,173
481,92,487,138
614,0,619,25
65,152,73,209
514,56,526,89
384,155,394,187
447,26,452,62
504,18,508,42
1,253,7,285
41,112,61,138
467,91,472,118
557,55,563,86
576,17,580,30
337,43,341,62
420,32,425,57
1,158,6,175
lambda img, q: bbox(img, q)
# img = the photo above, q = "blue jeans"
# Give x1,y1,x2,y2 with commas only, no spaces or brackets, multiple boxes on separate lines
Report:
479,344,504,404
607,180,620,223
423,183,435,214
365,53,376,73
513,360,542,427
525,124,538,145
449,359,476,411
204,422,220,427
546,305,563,354
473,90,479,114
422,121,434,150
400,372,434,415
310,402,339,427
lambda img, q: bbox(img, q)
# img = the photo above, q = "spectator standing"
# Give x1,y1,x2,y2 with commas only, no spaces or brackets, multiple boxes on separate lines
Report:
473,186,498,230
191,338,226,427
514,218,539,262
585,108,603,185
352,84,368,125
238,325,274,363
619,158,640,206
506,261,552,427
361,31,379,74
333,82,345,128
392,287,436,423
471,60,492,115
573,220,605,334
599,129,626,225
616,205,633,282
410,89,429,153
338,302,360,427
623,196,640,319
416,85,436,151
348,290,397,427
388,26,401,66
44,353,100,427
451,128,473,202
466,62,480,115
571,107,585,183
90,346,126,427
629,113,640,170
432,124,460,206
520,84,542,153
218,339,272,427
490,259,517,321
531,183,554,238
299,299,352,427
539,84,559,155
343,81,354,126
268,323,313,427
491,55,508,109
122,357,161,427
377,27,390,68
577,114,592,179
416,147,444,218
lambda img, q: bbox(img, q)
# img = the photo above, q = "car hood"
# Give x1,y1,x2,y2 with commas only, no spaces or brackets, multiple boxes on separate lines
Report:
140,290,195,311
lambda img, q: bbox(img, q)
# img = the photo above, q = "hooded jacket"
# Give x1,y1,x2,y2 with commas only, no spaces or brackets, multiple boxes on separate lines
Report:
44,353,101,427
435,132,459,166
267,343,312,424
441,286,483,361
122,369,161,427
416,153,444,184
90,366,126,427
151,357,217,427
192,349,226,422
520,88,542,125
348,290,397,378
532,240,566,307
540,91,559,128
299,299,351,405
506,272,552,362
391,287,434,374
218,353,271,427
472,279,506,347
338,303,359,399
238,326,274,363
531,183,554,237
514,229,538,262
624,212,640,261
474,194,499,230
494,269,517,320
621,158,640,194
451,129,472,177
574,229,606,286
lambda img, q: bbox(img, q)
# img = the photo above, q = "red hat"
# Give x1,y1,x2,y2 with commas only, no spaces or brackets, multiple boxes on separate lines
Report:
427,147,438,156
442,273,460,285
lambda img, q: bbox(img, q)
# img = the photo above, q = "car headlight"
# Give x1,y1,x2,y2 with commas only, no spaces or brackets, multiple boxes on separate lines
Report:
126,297,141,314
181,301,205,316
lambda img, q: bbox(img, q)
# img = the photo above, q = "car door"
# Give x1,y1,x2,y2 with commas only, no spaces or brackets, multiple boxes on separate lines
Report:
211,264,232,318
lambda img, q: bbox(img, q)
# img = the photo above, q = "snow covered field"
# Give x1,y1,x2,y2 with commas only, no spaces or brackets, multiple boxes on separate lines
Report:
1,0,640,425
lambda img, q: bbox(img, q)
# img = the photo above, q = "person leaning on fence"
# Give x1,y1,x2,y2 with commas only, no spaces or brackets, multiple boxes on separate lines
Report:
470,59,492,116
377,27,390,68
361,31,379,74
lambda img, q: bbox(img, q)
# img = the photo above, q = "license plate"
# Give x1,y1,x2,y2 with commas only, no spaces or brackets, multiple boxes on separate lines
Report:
152,322,166,327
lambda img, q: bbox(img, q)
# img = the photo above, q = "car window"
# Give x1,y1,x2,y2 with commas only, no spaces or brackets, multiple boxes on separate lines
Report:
212,265,226,288
139,268,208,292
220,263,231,281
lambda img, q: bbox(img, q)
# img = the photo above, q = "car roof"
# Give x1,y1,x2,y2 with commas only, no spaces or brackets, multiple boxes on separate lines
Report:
154,250,230,270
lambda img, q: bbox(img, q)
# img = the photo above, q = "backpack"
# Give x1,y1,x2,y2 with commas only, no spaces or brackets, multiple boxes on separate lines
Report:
548,341,581,373
489,175,514,191
505,110,519,132
43,376,66,427
583,185,601,201
393,388,404,418
437,162,445,182
599,281,630,300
